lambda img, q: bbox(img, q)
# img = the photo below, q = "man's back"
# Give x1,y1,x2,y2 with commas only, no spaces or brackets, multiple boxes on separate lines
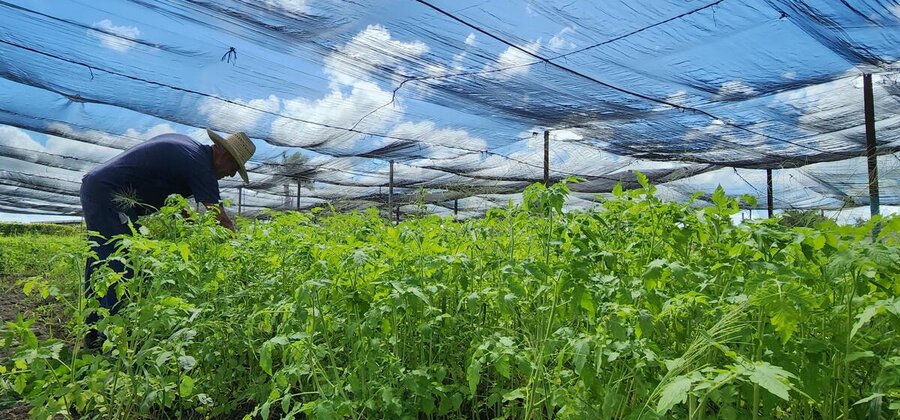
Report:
82,134,220,212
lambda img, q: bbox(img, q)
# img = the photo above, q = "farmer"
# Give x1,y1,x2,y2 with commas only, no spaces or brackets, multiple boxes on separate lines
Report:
79,130,255,348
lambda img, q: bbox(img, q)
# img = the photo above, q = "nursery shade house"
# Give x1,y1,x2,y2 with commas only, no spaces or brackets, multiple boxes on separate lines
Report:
0,0,899,218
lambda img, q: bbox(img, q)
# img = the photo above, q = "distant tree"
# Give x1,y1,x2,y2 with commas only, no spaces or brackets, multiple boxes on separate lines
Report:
778,209,828,228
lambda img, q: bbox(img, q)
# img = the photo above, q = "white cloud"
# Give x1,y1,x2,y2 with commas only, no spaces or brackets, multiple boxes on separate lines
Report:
770,69,863,131
199,95,280,133
89,19,140,52
271,80,399,149
264,0,309,14
465,33,476,46
0,125,41,151
387,120,488,158
125,123,179,141
548,27,576,51
487,40,541,80
783,71,796,80
550,129,583,142
893,5,900,19
716,80,757,100
452,52,467,71
0,125,118,174
324,25,429,86
654,90,689,111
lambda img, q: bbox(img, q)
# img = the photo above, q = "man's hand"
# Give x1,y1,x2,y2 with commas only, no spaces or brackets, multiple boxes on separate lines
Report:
204,203,236,232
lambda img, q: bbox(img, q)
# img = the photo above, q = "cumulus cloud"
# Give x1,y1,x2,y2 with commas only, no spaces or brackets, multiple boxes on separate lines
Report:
486,40,541,80
199,95,280,133
452,52,467,71
271,80,399,150
387,120,488,158
770,70,862,131
0,125,118,176
465,33,476,46
324,24,429,86
1,125,40,151
264,0,309,14
548,27,576,51
653,90,690,111
715,80,757,100
89,19,140,52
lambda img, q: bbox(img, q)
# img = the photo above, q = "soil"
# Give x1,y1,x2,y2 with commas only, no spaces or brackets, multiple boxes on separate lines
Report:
0,274,70,419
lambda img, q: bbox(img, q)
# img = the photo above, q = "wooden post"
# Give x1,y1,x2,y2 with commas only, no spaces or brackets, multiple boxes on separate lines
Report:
766,169,774,218
388,160,394,220
543,130,550,186
296,179,301,211
237,187,243,216
863,73,880,217
454,199,458,217
748,209,752,220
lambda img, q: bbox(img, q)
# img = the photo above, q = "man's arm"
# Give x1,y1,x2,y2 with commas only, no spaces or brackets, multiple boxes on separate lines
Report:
204,203,236,231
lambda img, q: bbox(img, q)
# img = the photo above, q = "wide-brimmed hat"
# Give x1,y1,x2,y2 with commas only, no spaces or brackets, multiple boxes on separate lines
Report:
207,129,255,183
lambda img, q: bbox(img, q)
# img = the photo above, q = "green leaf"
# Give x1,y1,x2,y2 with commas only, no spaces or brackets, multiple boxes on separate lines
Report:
14,373,26,394
466,358,482,396
260,401,271,420
178,355,197,371
572,338,590,371
851,302,883,339
845,351,874,363
664,358,685,372
155,351,173,367
260,344,273,375
635,171,649,190
495,356,511,379
747,362,794,401
770,304,800,344
711,186,728,209
853,393,884,406
657,375,692,414
179,375,194,397
503,388,526,401
281,392,292,414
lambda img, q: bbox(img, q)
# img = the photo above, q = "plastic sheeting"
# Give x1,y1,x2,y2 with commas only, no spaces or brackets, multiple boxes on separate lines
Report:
0,0,898,218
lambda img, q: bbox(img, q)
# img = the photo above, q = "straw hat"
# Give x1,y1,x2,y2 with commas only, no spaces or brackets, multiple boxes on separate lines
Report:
207,129,255,183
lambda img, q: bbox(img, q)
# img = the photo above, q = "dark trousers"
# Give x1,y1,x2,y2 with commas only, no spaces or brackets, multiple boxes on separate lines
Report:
80,181,136,325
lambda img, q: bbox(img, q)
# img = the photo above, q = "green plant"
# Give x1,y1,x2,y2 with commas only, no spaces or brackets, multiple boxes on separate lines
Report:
1,182,897,418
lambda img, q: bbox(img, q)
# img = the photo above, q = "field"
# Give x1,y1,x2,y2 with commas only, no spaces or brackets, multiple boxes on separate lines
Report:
1,181,898,419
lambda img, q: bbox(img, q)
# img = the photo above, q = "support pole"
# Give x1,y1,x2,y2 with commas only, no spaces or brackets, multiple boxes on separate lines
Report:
454,199,458,217
543,130,550,186
296,179,301,211
237,187,242,216
766,169,774,218
388,160,394,220
863,73,880,217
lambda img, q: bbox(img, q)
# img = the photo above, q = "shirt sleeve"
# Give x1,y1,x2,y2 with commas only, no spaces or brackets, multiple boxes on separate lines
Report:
185,147,222,204
189,171,221,204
